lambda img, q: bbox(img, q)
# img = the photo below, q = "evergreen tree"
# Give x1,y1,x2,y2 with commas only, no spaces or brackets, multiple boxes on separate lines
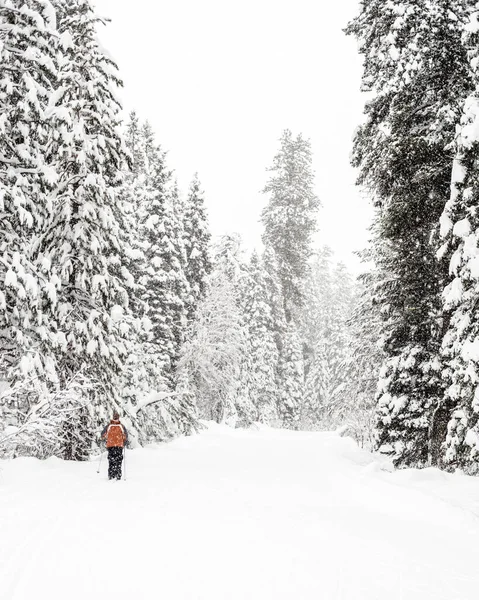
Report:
240,251,279,423
168,179,190,355
138,123,188,383
124,111,145,176
262,245,287,352
117,113,162,432
346,0,474,467
259,131,319,426
278,321,304,429
119,116,195,443
0,3,200,456
261,244,302,427
118,111,148,318
439,12,479,472
0,0,61,444
182,174,212,323
35,0,135,455
261,130,319,322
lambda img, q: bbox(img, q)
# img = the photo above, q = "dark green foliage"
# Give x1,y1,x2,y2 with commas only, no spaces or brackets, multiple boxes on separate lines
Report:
346,0,474,466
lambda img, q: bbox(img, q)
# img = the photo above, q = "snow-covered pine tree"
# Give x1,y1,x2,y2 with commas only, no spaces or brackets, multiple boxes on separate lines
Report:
261,130,320,322
182,174,211,324
439,10,479,473
346,0,474,467
259,245,289,423
124,111,145,176
0,0,61,447
168,179,190,355
261,245,287,351
118,111,148,319
115,112,164,439
278,321,304,429
240,251,279,424
138,122,188,384
33,0,136,457
260,131,319,427
119,116,195,444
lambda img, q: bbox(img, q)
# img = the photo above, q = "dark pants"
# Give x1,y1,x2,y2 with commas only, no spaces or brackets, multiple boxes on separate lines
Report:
108,447,124,480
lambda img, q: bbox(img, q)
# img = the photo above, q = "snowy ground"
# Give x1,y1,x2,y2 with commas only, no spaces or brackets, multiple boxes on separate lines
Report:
2,425,479,599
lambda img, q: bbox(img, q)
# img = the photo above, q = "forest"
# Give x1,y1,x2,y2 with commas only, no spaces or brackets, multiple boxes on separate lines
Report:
0,0,374,462
2,0,479,478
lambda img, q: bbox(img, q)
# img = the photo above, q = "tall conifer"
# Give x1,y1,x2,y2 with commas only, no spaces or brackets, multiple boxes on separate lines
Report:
439,11,479,471
261,130,319,322
346,0,474,466
182,174,211,323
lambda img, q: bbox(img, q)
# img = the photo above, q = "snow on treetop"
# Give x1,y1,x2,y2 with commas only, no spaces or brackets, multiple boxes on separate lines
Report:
462,338,479,364
87,339,98,356
467,256,479,279
110,305,124,322
5,269,18,288
443,277,464,308
450,248,462,276
439,212,453,237
465,11,479,34
453,218,471,239
42,165,58,185
459,97,479,148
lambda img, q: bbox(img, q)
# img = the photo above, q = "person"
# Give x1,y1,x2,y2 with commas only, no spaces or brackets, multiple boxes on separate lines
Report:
101,411,128,480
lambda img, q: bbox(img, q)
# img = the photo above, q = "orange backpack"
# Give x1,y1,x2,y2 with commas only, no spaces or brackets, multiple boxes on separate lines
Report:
105,421,126,448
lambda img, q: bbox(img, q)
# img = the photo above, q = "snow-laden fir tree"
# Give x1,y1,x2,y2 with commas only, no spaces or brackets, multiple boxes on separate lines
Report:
261,129,319,322
167,179,190,354
0,3,201,457
261,245,287,350
260,131,319,426
117,111,148,318
32,0,136,457
182,174,211,323
439,10,479,473
239,251,279,424
117,111,148,323
138,123,189,384
116,112,167,442
124,111,145,176
117,115,196,444
278,321,304,429
346,0,474,467
0,0,63,449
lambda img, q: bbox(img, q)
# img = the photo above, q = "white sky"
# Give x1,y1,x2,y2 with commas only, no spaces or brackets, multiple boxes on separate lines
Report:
94,0,371,271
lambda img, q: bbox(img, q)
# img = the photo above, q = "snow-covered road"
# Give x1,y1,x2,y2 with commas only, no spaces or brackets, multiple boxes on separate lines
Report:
2,424,479,599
